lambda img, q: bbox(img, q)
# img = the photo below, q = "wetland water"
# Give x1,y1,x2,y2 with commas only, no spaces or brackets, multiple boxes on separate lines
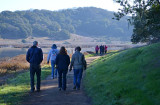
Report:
0,46,125,59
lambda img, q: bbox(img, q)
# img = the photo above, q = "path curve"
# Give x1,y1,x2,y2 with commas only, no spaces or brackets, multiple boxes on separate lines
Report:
21,56,101,105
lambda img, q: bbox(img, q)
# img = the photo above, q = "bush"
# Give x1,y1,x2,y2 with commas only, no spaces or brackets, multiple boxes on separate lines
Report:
21,39,27,43
0,54,48,76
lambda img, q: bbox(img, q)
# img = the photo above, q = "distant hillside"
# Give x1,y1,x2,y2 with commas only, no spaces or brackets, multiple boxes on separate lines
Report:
0,7,132,41
85,42,160,105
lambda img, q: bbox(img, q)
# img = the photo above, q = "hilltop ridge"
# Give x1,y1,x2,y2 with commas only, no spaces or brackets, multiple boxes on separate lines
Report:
0,7,132,42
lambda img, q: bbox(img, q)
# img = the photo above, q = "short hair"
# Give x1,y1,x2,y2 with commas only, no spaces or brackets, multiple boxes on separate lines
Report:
33,41,38,46
75,46,81,51
51,44,57,49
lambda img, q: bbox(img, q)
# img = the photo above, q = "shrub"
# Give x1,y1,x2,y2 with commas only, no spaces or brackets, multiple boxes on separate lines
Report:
21,39,27,43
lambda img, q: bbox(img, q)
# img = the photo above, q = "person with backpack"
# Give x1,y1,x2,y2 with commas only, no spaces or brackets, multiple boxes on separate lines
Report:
55,46,70,91
69,46,87,90
26,41,43,92
47,44,59,79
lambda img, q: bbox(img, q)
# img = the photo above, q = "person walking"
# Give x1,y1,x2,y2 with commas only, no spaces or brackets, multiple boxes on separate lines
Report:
47,44,59,79
69,46,87,90
102,45,105,55
100,45,103,55
105,45,108,54
55,46,70,91
95,45,99,55
26,41,43,92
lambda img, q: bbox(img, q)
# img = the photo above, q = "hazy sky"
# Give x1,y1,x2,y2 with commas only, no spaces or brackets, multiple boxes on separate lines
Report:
0,0,121,12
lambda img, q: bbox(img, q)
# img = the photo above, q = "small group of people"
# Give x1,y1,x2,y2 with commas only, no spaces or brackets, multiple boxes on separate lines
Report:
26,41,86,92
95,45,108,55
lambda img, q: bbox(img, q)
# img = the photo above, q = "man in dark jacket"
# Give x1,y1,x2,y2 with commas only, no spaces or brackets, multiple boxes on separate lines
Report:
26,41,43,92
69,46,86,90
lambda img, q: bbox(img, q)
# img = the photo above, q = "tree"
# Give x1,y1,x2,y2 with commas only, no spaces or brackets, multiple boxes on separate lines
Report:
114,0,160,43
55,30,70,40
47,21,61,32
0,7,133,41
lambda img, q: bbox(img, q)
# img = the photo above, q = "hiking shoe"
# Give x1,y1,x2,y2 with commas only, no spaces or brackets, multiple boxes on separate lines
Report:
59,88,61,91
63,88,66,91
36,90,40,92
73,86,76,90
77,88,80,90
30,90,34,93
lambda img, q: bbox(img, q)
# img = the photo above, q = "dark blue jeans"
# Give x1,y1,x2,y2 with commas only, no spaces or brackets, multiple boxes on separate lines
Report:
30,64,41,91
73,69,83,89
58,69,67,90
51,60,58,78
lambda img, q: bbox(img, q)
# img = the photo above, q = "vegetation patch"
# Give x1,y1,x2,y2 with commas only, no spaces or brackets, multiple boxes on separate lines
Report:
84,43,160,105
0,7,132,41
0,65,51,105
85,53,97,58
0,54,48,76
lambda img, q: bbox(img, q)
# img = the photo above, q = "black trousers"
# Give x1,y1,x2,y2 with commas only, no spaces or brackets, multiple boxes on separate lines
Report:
58,69,67,90
30,64,41,91
96,50,98,54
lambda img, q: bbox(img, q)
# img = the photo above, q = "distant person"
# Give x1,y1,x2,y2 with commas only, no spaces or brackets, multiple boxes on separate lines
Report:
95,45,99,55
102,45,105,54
55,46,70,91
100,45,103,55
105,45,108,54
47,44,59,79
69,46,87,90
26,41,43,92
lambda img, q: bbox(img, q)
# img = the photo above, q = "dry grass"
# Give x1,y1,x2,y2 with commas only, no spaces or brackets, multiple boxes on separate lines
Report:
0,69,7,75
0,34,107,48
0,54,48,76
0,51,90,76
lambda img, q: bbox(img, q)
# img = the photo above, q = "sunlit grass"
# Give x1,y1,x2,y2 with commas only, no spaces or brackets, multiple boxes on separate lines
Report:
0,54,48,76
85,53,97,58
0,65,51,105
84,50,119,58
84,42,160,105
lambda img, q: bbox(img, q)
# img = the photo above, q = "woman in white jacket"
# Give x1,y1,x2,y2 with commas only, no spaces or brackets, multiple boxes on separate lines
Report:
47,44,59,79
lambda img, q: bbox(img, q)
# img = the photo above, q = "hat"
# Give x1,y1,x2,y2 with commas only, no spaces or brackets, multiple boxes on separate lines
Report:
51,44,57,49
33,41,38,46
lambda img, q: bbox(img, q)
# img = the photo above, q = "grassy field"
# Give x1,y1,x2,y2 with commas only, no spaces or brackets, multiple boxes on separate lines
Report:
0,34,106,46
0,54,48,76
0,65,51,105
85,53,97,58
84,42,160,105
0,51,96,76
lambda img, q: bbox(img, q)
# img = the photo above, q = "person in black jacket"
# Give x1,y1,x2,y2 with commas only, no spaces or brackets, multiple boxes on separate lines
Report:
55,46,70,91
26,41,43,92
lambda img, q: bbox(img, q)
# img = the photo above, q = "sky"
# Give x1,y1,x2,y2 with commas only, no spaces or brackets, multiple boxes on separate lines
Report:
0,0,121,12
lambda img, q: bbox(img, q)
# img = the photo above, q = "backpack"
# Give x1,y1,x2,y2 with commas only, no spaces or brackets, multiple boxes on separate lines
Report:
51,49,58,60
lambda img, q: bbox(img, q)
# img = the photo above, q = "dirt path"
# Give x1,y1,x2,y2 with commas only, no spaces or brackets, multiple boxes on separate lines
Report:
21,56,101,105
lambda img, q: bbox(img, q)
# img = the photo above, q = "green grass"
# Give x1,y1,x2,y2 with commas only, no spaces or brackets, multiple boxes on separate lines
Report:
85,53,97,58
84,50,118,58
84,42,160,105
0,65,51,105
